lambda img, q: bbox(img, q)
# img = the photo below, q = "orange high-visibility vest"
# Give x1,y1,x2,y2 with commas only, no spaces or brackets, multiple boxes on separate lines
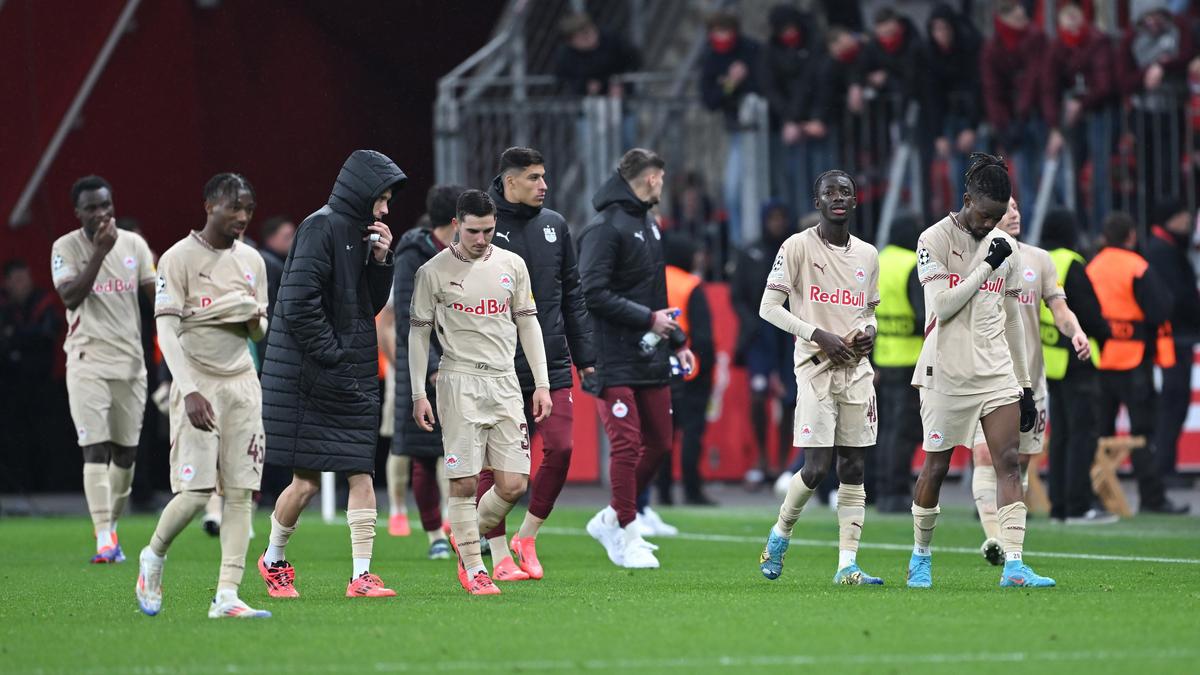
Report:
665,265,701,338
1085,247,1176,371
665,264,703,380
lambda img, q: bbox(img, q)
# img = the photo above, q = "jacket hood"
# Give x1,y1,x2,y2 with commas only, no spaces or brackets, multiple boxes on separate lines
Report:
768,6,810,38
489,174,542,221
592,171,651,215
328,149,407,225
396,226,440,257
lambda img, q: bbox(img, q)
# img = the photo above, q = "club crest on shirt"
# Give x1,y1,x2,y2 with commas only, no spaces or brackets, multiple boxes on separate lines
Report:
854,267,866,283
180,464,196,482
1023,267,1036,282
123,256,136,269
543,225,557,243
927,430,945,448
799,424,813,441
244,271,256,286
612,400,629,418
499,273,514,290
445,454,460,469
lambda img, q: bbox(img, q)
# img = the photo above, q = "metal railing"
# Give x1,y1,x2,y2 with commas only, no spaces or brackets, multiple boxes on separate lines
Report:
1028,90,1196,245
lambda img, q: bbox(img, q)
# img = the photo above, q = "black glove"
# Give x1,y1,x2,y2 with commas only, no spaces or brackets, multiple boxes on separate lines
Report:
581,369,603,396
984,238,1013,270
1019,387,1036,432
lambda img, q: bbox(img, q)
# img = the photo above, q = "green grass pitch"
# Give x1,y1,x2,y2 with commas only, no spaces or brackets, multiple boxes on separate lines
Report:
2,506,1198,674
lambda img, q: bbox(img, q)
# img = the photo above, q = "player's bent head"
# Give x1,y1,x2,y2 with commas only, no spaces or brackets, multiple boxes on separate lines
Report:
69,174,112,208
454,190,497,249
618,148,666,203
427,184,467,228
499,147,547,207
1102,212,1137,249
962,153,1011,238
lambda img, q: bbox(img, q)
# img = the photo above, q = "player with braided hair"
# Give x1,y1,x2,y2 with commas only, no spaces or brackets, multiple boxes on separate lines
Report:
906,153,1054,589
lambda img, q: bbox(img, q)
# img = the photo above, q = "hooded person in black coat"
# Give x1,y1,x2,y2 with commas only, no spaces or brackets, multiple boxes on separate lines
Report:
260,149,406,597
576,149,694,569
473,148,597,566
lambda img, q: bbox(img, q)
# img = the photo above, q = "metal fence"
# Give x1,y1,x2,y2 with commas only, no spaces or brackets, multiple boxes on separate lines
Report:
1028,90,1197,245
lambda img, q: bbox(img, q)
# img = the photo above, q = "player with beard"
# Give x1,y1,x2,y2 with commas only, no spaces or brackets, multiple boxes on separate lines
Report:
136,173,271,618
907,153,1054,589
757,170,884,586
969,196,1093,563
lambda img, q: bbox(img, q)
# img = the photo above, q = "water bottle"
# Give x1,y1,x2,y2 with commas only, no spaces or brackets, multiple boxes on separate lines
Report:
639,309,680,356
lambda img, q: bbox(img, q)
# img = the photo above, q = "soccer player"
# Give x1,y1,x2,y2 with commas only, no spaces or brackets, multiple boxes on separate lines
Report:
409,189,552,596
134,173,270,618
908,153,1054,588
757,170,884,586
478,147,596,580
969,197,1092,563
258,150,405,599
52,175,156,564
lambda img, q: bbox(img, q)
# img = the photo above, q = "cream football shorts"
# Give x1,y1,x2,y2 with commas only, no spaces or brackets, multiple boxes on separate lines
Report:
436,370,530,479
971,392,1046,454
169,369,264,493
66,357,147,448
793,359,877,448
919,387,1021,452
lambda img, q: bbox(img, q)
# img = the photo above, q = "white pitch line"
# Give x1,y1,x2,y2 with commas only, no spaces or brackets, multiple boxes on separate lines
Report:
539,527,1200,565
46,648,1200,675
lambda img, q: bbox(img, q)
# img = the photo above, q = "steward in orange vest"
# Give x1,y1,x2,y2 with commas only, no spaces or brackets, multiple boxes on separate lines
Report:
1084,212,1186,515
662,233,716,505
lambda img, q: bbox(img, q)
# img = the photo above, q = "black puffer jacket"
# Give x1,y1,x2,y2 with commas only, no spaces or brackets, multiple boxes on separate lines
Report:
391,227,444,458
488,176,595,393
262,150,406,473
577,172,685,388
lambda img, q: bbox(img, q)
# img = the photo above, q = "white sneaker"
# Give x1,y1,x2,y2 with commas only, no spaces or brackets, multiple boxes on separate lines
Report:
136,546,164,616
638,507,678,536
208,589,271,619
773,471,794,498
620,534,661,569
586,507,625,566
630,517,660,550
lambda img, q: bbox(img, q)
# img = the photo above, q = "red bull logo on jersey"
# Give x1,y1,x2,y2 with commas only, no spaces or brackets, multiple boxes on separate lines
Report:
808,285,865,307
449,297,510,316
947,274,1005,295
1018,290,1038,306
92,277,137,294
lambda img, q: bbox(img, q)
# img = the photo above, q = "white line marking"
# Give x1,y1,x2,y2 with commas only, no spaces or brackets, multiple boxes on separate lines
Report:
540,527,1200,565
50,648,1200,674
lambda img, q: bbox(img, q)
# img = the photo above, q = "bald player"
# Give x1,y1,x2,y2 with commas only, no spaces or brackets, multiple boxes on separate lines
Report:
135,173,271,618
408,189,552,596
52,175,156,564
908,153,1054,589
757,169,884,586
969,196,1091,564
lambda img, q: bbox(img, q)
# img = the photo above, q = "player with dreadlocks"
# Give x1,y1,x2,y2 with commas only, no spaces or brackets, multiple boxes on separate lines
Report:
907,153,1054,589
136,173,273,617
757,169,885,585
